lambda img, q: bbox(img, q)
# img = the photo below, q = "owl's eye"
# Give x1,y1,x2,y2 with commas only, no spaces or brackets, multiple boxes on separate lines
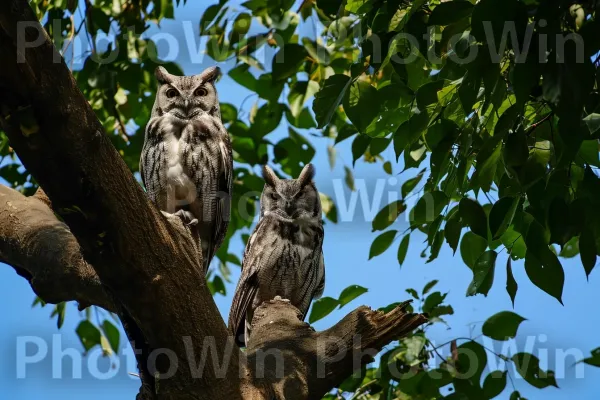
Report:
270,192,278,200
194,87,208,97
166,88,178,98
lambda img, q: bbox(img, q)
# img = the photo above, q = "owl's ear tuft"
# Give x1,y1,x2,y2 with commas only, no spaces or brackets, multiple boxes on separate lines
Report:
262,165,279,187
155,66,174,85
199,66,221,84
297,163,315,186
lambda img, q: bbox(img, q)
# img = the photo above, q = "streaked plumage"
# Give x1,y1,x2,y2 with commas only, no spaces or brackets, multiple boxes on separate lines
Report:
140,66,232,273
228,164,325,346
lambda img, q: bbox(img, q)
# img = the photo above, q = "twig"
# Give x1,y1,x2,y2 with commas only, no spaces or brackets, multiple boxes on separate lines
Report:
113,104,129,143
525,112,554,136
84,0,97,54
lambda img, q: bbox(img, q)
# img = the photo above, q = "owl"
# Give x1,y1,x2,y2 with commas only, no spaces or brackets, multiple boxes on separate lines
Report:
140,66,232,274
228,164,325,346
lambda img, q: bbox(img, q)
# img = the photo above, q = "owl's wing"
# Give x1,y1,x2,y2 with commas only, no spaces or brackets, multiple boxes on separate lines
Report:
139,151,146,190
203,133,233,270
298,225,326,319
227,218,268,346
314,252,325,299
140,116,166,204
228,269,258,346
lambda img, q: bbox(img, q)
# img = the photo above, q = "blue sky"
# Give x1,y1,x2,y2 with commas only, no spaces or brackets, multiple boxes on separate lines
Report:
1,1,599,398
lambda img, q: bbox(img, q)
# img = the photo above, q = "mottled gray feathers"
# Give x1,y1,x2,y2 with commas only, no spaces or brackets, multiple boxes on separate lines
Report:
228,164,325,346
140,66,232,274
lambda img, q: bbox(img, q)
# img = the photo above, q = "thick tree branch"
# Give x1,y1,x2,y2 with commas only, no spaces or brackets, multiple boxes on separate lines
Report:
244,298,428,400
0,185,116,311
0,2,241,398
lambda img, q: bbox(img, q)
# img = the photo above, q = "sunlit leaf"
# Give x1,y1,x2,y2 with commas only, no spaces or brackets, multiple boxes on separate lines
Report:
309,297,339,324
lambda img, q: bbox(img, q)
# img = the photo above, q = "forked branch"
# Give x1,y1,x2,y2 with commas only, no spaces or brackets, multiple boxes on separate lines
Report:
0,185,115,311
244,298,428,400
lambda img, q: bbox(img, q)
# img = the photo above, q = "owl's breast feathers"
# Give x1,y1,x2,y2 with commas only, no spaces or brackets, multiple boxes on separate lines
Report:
141,112,232,217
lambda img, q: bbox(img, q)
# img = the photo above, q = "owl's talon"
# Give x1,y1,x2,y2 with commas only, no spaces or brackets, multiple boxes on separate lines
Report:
173,210,198,227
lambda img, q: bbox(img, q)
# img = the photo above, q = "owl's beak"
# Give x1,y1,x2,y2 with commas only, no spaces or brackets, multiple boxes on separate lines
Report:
285,202,295,216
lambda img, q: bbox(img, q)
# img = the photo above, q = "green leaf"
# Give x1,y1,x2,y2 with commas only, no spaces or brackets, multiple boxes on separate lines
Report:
101,320,120,353
428,304,455,319
32,296,46,308
232,12,252,36
327,145,336,169
579,227,597,277
466,250,497,296
302,38,331,65
423,291,446,313
313,74,351,128
372,200,406,231
445,211,462,254
76,320,102,351
459,198,488,240
383,161,393,174
212,275,226,295
158,0,174,19
472,143,502,192
410,191,449,227
582,348,600,367
200,3,224,34
288,80,319,118
344,166,355,191
272,44,307,81
345,0,372,14
220,103,238,123
482,311,526,341
471,0,527,45
320,193,338,223
100,335,113,356
429,1,474,26
583,113,600,136
406,288,419,300
369,230,398,259
52,302,66,329
458,70,481,113
351,134,371,165
343,80,380,133
401,169,425,198
482,371,507,399
506,257,518,307
524,221,565,304
416,80,446,109
309,297,339,323
504,130,530,167
338,285,368,308
513,55,541,105
489,197,519,239
250,102,284,136
229,64,258,91
456,341,487,385
394,110,429,160
512,353,558,388
422,280,439,296
428,229,444,263
398,234,410,266
510,391,524,400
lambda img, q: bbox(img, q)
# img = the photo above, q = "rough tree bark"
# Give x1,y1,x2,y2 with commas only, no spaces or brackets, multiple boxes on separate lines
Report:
0,1,427,399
